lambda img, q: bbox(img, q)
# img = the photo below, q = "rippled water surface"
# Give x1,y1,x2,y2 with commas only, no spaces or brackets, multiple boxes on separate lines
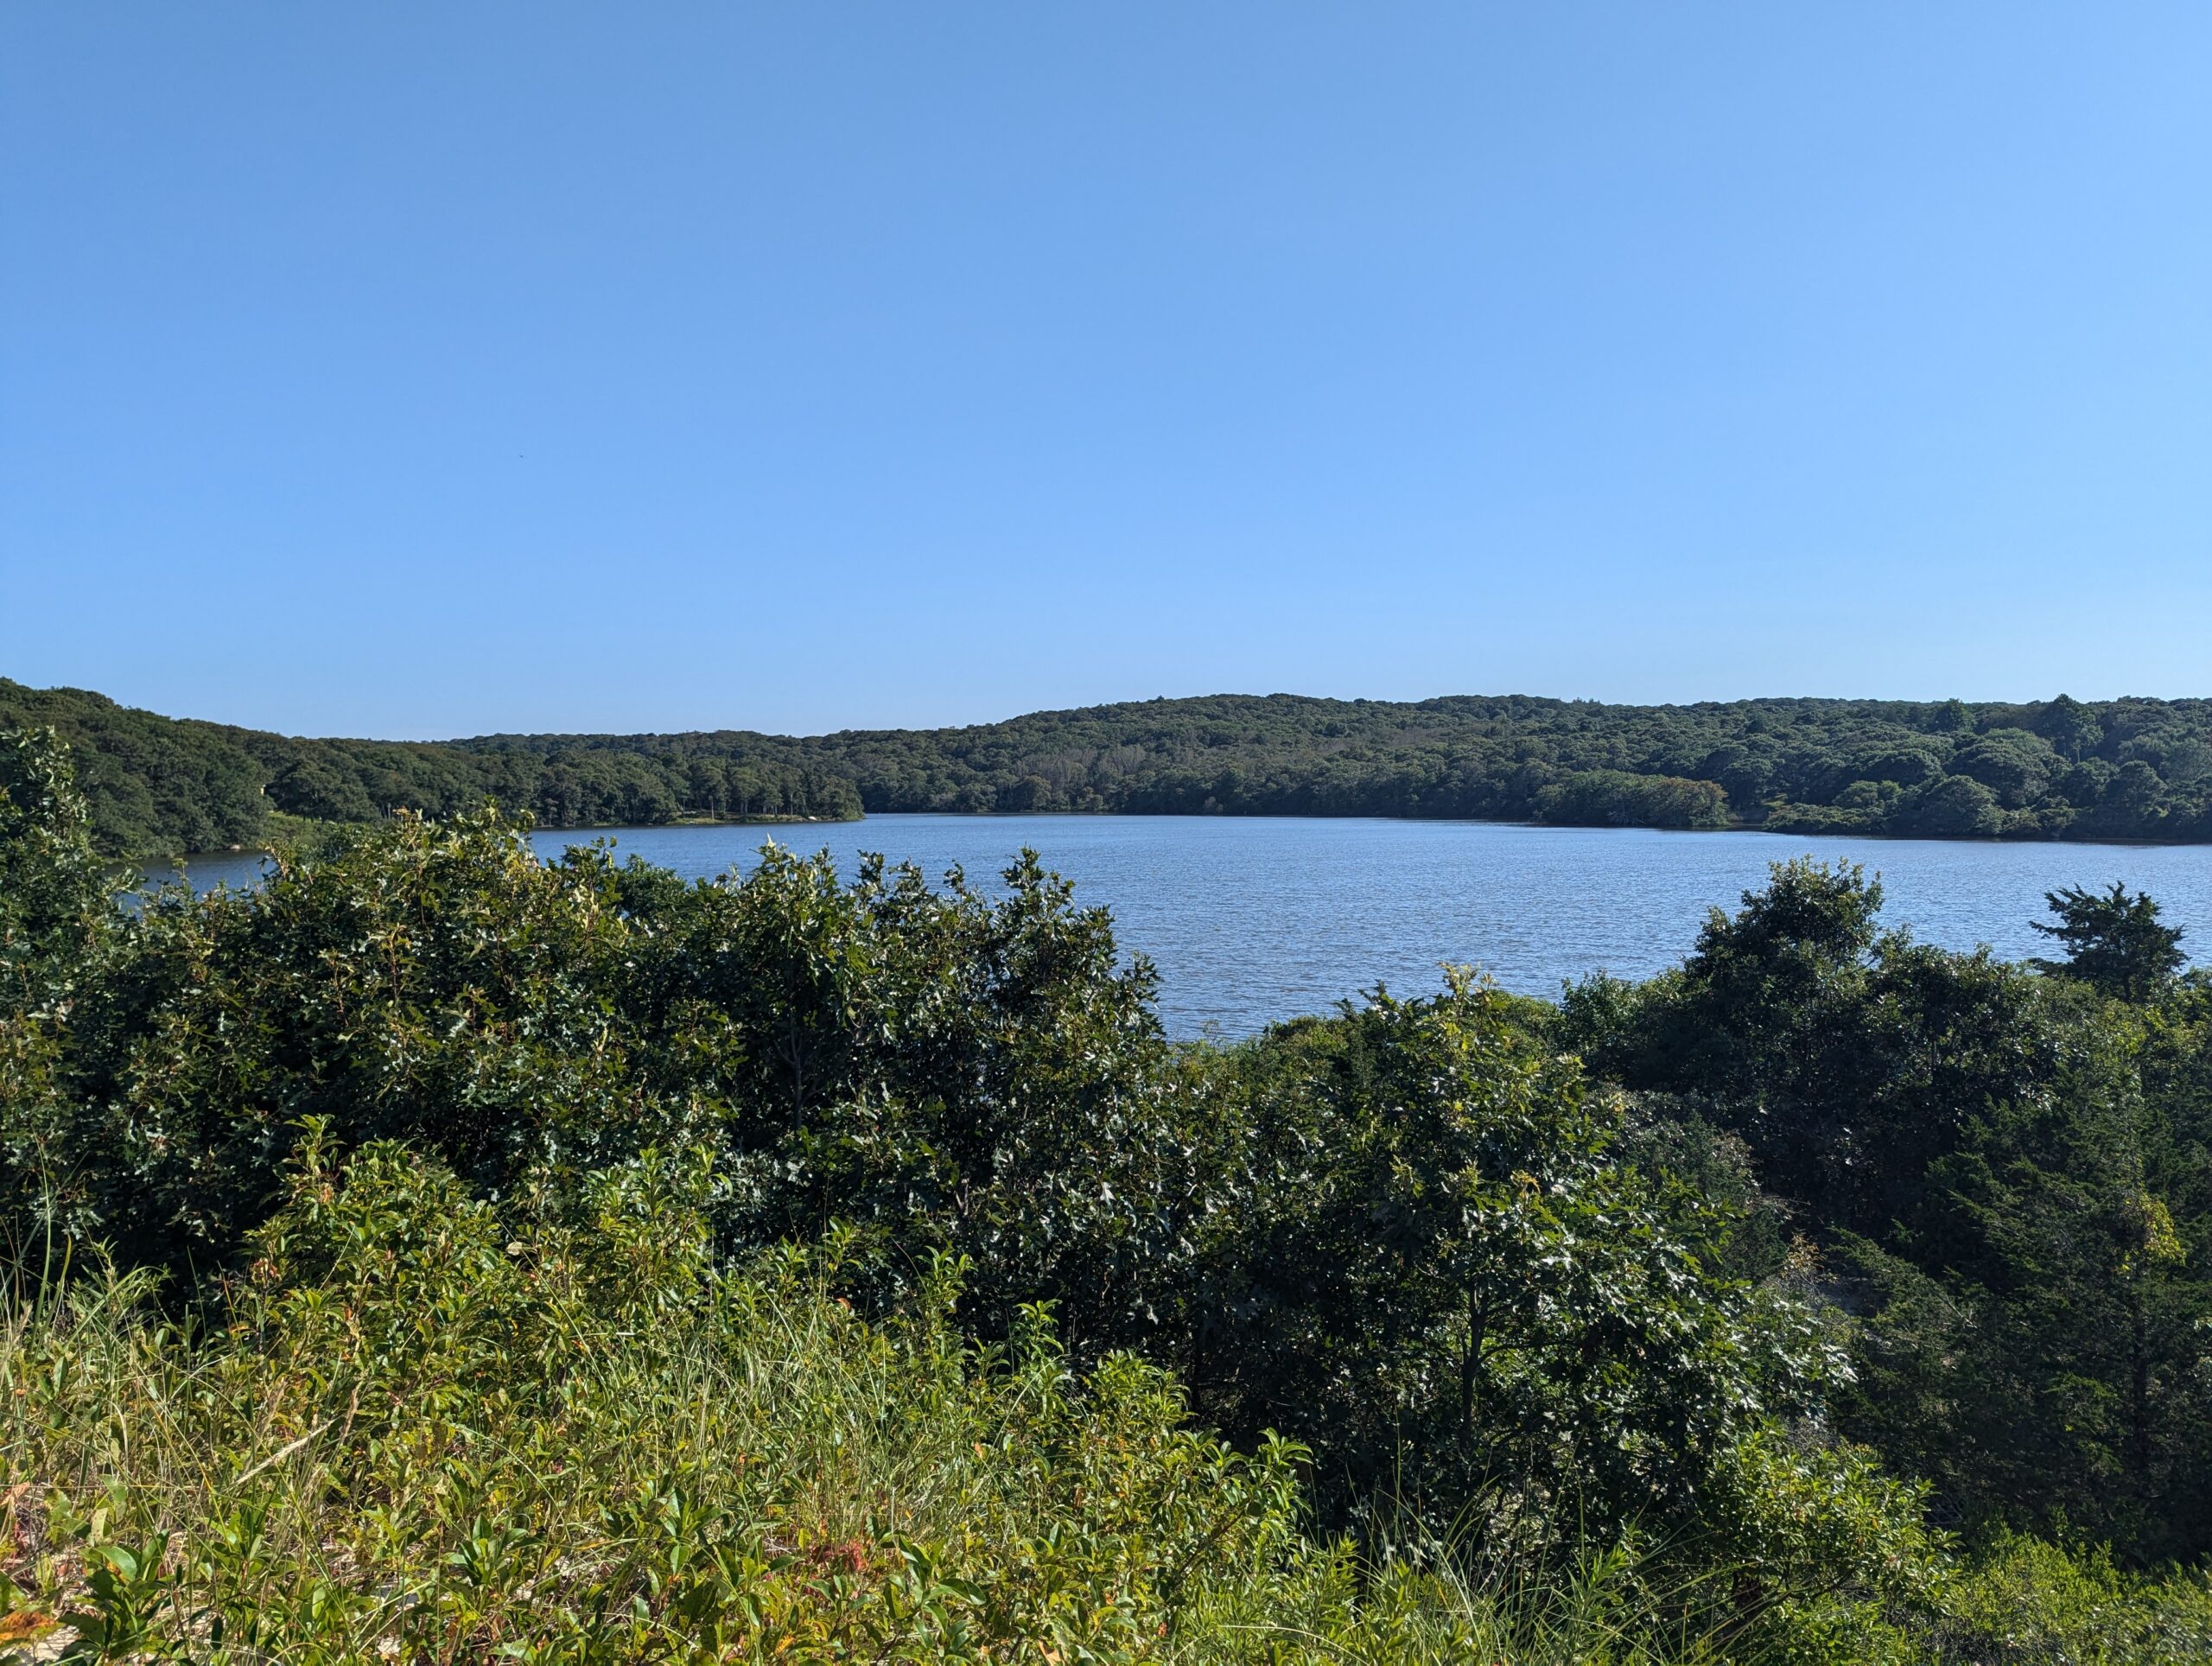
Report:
150,817,2212,1036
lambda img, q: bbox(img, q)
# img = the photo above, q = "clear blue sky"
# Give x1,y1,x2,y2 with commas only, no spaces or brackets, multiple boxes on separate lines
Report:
4,5,2208,739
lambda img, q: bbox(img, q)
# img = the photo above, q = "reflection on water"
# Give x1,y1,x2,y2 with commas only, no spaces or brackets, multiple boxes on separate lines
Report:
144,816,2212,1038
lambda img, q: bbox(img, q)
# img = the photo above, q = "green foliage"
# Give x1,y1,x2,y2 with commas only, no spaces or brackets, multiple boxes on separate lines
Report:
622,843,1192,1352
0,1139,1928,1664
14,803,1184,1352
0,683,861,859
0,730,117,1236
22,809,672,1272
0,1137,2193,1664
1187,978,1844,1561
1887,773,2004,837
10,731,2212,1661
2031,881,2187,1002
1569,859,2212,1567
16,680,2212,857
1563,859,2060,1236
1930,1536,2212,1665
1536,771,1732,830
0,688,269,859
0,731,112,979
0,1139,1338,1663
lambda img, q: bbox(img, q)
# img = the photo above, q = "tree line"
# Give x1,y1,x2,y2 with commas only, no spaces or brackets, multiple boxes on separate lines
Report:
0,679,863,856
8,676,2212,860
3,724,2210,1659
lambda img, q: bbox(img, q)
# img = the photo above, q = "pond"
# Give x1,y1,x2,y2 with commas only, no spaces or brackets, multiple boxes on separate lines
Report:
144,816,2212,1036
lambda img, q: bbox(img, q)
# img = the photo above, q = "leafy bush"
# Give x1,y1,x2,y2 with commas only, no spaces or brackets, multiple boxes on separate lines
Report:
0,1136,1334,1661
1929,1535,2212,1665
1187,979,1854,1555
0,1137,1862,1663
3,1136,2198,1663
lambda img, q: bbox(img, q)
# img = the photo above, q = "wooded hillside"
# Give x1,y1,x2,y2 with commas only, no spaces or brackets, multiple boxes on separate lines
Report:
7,677,2208,856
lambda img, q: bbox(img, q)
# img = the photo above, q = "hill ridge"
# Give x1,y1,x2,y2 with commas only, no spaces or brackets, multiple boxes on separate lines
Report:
4,677,2209,856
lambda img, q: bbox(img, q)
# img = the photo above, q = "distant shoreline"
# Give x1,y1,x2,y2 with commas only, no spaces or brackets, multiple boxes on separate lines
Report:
12,678,2209,860
512,807,2202,854
145,804,2200,869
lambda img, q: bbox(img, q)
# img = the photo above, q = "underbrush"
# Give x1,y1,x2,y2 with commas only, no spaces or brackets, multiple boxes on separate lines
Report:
2,1139,2203,1664
0,1136,1726,1663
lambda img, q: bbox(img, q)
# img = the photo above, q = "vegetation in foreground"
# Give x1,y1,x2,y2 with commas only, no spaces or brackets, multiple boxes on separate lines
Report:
10,677,2212,858
2,725,2210,1661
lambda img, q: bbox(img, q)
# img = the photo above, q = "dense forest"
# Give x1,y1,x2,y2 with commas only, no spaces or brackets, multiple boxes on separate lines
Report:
9,677,2212,859
0,680,864,857
3,724,2210,1661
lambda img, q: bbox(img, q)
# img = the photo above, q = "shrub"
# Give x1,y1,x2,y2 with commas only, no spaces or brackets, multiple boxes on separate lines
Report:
0,1137,1835,1663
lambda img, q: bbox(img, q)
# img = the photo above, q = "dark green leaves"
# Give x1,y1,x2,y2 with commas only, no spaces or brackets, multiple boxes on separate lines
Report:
2032,881,2187,1002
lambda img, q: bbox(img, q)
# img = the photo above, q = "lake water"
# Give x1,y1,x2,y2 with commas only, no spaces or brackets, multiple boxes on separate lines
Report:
147,817,2212,1037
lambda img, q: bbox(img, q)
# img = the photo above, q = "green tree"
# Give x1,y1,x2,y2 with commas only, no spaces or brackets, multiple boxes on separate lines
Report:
1893,773,2004,836
1841,1043,2212,1561
1566,860,2212,1563
2090,759,2168,836
1951,729,2059,808
34,808,665,1271
626,843,1191,1353
2036,692,2106,763
2032,881,2186,1002
1192,974,1842,1554
0,728,112,981
1534,769,1732,829
0,728,117,1230
17,675,2212,856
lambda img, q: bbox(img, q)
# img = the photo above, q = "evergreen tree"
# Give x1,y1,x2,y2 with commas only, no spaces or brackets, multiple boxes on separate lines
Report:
2032,881,2186,1002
